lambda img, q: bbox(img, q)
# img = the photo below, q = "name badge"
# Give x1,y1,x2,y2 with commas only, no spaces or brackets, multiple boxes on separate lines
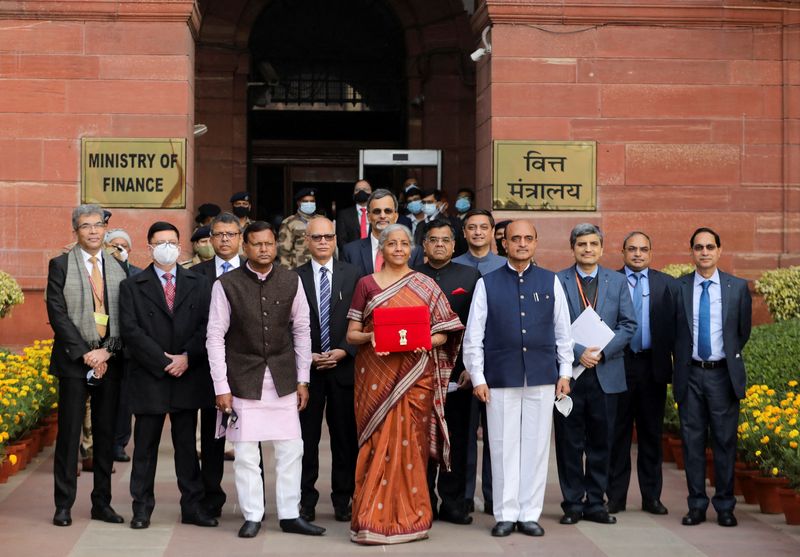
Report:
94,312,109,326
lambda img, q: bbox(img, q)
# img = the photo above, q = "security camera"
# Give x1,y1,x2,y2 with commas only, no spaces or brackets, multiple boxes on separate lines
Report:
470,26,492,63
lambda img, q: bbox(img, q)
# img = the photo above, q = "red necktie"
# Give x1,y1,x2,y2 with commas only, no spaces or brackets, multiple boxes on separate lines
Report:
163,272,175,312
359,207,368,239
374,251,384,272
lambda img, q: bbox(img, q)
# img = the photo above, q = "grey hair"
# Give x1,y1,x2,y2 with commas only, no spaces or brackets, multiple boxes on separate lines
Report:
368,188,398,211
105,228,132,248
569,223,603,248
378,224,413,250
72,204,104,230
622,230,651,249
210,211,242,231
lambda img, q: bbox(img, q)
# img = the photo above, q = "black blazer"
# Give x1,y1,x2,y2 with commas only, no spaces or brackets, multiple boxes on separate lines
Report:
340,236,424,276
618,267,677,384
336,205,365,251
119,264,214,414
46,253,123,380
296,260,362,387
192,256,247,283
673,270,752,403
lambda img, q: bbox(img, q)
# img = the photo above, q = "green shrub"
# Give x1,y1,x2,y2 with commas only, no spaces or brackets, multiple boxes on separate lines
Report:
743,319,800,387
660,263,695,279
755,266,800,322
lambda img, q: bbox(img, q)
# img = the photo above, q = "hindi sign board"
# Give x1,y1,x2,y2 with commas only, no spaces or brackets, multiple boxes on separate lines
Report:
81,138,186,209
493,140,596,211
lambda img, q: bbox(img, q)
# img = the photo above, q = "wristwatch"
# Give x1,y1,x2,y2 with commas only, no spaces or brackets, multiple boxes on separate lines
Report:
297,381,310,387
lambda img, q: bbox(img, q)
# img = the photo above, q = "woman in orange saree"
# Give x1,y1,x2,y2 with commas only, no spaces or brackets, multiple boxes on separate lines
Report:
346,224,463,544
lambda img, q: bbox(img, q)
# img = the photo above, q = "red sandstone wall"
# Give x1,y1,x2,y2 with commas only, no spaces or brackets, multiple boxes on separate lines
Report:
0,4,197,344
475,1,800,280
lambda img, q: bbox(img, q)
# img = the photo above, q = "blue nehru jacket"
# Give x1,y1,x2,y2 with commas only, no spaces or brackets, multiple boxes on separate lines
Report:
482,264,557,388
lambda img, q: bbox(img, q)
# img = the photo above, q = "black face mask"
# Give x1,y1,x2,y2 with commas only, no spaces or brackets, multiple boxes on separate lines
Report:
353,190,370,204
232,206,249,218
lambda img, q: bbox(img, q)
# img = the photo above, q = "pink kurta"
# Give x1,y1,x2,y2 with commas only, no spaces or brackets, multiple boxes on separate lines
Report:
206,263,311,442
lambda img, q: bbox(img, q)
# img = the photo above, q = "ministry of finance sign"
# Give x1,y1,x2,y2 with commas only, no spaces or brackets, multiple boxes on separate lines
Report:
493,140,596,211
81,138,186,208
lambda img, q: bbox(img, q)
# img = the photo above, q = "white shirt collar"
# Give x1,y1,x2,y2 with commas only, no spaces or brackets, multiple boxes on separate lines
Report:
80,248,103,264
215,255,240,272
311,258,334,275
154,265,177,280
624,266,649,278
694,269,720,286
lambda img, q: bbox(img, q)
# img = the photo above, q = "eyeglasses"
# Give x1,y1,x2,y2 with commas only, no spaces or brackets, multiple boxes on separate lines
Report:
211,232,240,240
248,241,275,249
216,409,239,437
693,243,717,252
76,222,106,231
309,233,335,242
425,236,453,245
150,241,179,248
370,208,395,215
508,235,535,244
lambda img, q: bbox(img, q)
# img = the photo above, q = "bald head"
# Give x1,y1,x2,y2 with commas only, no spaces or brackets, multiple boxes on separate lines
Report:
504,219,538,268
305,217,336,263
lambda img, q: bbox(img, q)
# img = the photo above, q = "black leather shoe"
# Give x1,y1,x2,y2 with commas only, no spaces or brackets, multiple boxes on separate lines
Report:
205,506,223,519
333,506,352,522
491,521,515,537
607,501,626,514
91,506,124,524
53,508,72,527
181,512,218,527
280,517,326,536
130,515,150,529
484,499,494,515
439,507,473,525
559,512,581,525
516,521,544,536
717,510,737,527
238,520,261,538
113,448,131,462
642,500,668,515
299,505,315,522
583,511,617,524
681,509,706,526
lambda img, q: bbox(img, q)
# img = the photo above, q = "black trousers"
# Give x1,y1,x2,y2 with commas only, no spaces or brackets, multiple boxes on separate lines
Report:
113,365,132,450
130,410,204,518
427,387,471,514
607,353,667,506
299,371,358,511
54,376,120,510
678,365,738,513
554,367,616,515
199,407,226,512
465,397,492,504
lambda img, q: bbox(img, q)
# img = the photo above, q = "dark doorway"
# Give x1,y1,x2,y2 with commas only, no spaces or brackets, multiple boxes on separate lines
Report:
247,0,406,220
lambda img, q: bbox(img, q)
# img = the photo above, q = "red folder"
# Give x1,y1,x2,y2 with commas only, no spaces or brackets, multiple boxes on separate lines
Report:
373,305,432,353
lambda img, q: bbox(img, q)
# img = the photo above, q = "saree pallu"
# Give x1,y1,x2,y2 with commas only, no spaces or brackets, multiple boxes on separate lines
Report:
347,272,462,544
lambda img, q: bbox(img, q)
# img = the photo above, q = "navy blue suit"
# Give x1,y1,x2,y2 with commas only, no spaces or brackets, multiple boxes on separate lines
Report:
339,236,424,276
554,265,637,515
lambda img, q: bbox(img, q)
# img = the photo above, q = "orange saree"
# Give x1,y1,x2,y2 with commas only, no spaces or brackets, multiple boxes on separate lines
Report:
347,271,463,544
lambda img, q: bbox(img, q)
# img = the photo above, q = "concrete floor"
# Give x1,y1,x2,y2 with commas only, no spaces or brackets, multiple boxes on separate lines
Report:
1,427,798,556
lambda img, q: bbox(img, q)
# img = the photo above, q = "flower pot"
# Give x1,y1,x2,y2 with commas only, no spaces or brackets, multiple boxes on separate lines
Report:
752,475,790,514
0,459,11,483
705,448,715,487
662,435,675,463
734,462,748,496
16,438,33,469
26,429,43,456
42,422,57,446
668,437,685,470
737,469,761,504
777,488,800,525
5,444,24,475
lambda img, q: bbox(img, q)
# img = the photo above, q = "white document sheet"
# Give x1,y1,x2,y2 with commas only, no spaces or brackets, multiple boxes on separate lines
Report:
571,306,616,380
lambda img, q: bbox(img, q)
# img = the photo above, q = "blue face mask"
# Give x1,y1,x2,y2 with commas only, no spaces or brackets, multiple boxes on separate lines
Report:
455,197,471,213
299,202,316,215
422,202,438,217
407,200,423,215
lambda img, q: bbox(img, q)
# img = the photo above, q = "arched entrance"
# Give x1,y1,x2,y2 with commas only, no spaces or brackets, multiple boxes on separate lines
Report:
194,0,476,221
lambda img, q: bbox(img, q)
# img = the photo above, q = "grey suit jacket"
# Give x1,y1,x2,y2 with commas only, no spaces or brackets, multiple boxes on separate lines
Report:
673,270,752,403
557,265,638,394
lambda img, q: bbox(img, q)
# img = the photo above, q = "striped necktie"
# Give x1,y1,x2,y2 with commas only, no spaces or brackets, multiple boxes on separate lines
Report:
163,272,175,312
319,266,331,352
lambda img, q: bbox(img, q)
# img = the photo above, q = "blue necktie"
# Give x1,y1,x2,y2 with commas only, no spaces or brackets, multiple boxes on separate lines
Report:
698,280,712,360
221,261,232,274
319,267,331,352
630,272,643,353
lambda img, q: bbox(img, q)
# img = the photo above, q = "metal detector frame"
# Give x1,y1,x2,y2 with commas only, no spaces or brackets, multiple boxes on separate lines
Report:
358,149,442,189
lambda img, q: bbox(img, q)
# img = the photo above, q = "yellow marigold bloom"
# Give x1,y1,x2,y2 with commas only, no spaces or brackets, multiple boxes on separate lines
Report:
790,418,798,426
740,422,750,431
767,389,776,396
790,429,799,438
789,380,798,388
9,454,17,465
771,467,779,476
775,426,782,434
755,450,762,456
760,435,770,444
791,441,799,449
753,410,761,417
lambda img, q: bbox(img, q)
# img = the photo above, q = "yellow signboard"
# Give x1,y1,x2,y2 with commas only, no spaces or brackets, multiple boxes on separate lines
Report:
493,140,596,211
81,138,186,208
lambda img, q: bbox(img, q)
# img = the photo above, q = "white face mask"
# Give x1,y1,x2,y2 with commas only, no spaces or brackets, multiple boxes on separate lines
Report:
115,246,129,262
152,243,180,266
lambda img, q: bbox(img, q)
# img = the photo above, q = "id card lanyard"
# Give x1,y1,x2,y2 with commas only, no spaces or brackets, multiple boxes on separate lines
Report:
575,272,598,309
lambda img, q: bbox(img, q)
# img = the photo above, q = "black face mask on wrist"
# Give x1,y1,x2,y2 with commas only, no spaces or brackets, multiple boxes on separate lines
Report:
232,206,249,218
353,190,370,204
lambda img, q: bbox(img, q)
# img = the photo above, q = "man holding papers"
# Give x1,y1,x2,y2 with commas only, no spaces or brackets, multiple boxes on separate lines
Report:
555,223,637,526
463,220,573,537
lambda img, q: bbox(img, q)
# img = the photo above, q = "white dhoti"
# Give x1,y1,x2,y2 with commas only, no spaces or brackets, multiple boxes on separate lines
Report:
486,383,554,522
233,438,303,522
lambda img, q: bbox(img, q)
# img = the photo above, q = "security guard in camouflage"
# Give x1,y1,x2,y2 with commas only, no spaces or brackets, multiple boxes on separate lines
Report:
278,187,319,269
